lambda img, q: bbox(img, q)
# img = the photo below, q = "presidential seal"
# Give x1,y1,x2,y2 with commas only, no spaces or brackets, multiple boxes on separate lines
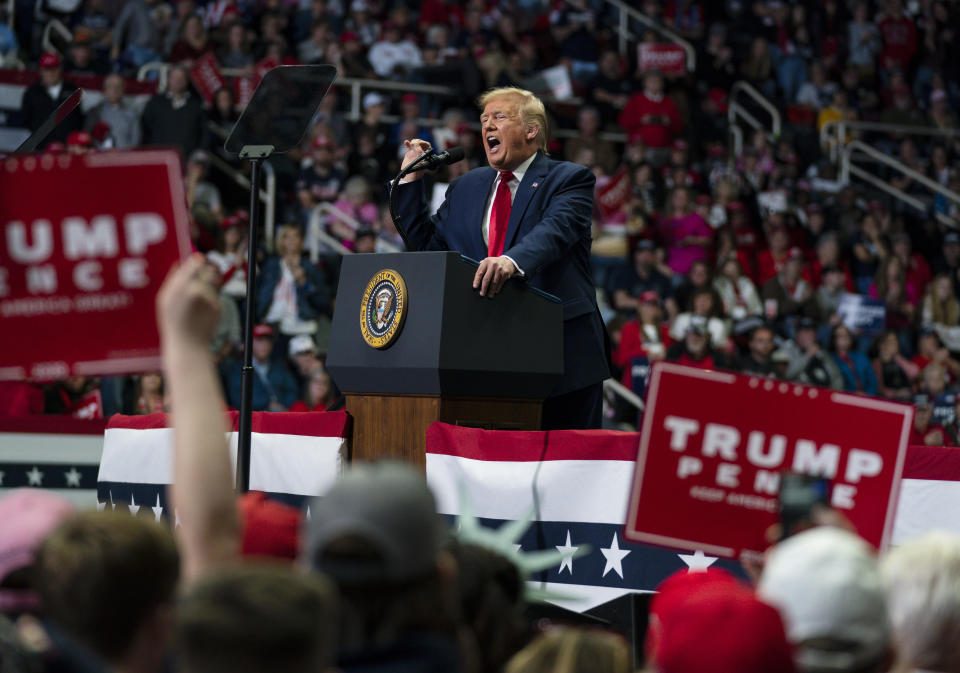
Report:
359,269,408,349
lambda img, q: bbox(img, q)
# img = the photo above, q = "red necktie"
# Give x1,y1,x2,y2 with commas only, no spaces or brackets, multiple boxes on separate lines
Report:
487,171,514,257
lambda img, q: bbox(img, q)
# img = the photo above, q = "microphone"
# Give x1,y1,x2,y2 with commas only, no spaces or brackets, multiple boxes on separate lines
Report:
415,146,465,171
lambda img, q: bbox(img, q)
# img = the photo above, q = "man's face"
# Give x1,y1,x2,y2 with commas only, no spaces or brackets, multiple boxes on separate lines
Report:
168,69,188,95
252,337,273,361
313,146,333,167
635,248,654,269
750,329,775,360
481,95,537,172
40,66,62,87
643,72,663,95
796,327,816,349
104,75,124,104
579,110,599,135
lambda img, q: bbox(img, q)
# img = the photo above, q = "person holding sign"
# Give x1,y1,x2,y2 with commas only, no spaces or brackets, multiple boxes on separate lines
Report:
393,87,609,429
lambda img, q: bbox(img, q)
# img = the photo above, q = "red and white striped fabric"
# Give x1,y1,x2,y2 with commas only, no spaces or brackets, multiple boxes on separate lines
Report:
98,412,349,507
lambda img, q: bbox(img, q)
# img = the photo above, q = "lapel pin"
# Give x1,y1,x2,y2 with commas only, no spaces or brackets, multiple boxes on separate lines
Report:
531,182,539,188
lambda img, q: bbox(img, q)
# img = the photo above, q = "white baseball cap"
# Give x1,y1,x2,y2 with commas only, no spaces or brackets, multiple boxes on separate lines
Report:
758,527,890,673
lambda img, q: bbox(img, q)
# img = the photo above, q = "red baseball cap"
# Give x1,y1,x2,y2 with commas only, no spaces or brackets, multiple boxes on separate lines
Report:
313,135,333,149
401,93,419,104
695,194,711,205
640,290,660,304
649,568,796,673
67,131,92,147
253,324,274,339
340,30,360,43
39,52,61,68
238,491,301,561
727,201,746,212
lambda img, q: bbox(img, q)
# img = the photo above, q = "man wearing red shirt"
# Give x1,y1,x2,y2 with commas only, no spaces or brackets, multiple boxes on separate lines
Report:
754,222,792,286
877,0,916,72
618,70,684,150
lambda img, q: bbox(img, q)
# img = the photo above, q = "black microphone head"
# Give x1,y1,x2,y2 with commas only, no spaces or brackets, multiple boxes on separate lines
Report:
444,146,465,163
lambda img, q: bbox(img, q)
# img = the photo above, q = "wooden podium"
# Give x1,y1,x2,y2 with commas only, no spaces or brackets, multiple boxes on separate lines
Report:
326,252,563,466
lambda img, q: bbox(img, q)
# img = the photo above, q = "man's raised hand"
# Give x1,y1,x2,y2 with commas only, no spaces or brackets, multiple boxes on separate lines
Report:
157,254,221,348
399,138,432,182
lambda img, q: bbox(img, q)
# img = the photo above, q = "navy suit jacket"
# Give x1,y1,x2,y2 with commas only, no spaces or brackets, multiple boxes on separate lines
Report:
394,151,609,395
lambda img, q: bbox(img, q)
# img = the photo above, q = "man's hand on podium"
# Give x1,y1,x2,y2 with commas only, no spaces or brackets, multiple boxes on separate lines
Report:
474,256,516,298
399,138,432,183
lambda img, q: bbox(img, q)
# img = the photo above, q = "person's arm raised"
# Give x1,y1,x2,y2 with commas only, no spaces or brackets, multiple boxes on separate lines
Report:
157,255,239,583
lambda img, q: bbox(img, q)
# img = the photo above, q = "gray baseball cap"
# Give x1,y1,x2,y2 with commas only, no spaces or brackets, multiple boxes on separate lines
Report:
302,462,443,584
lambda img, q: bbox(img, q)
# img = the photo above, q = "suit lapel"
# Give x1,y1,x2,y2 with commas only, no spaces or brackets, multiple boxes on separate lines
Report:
504,152,549,250
467,167,496,258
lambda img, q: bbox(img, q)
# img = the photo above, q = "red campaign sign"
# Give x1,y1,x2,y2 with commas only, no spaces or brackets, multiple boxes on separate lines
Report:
189,52,226,106
596,167,631,221
637,43,687,75
0,149,192,381
233,74,258,112
624,363,913,559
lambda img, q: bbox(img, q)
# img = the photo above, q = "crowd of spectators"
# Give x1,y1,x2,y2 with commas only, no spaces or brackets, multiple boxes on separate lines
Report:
4,0,960,441
3,257,960,673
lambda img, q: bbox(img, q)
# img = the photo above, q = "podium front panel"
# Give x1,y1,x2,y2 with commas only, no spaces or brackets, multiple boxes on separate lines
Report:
327,251,562,398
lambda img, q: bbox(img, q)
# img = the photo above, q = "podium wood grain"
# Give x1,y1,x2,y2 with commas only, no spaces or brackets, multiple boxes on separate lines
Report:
346,393,542,467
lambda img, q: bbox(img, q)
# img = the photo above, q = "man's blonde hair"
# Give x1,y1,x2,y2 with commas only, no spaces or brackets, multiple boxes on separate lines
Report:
478,87,549,152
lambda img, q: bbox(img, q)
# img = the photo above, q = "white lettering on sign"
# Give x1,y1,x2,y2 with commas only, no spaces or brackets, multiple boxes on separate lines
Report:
73,260,103,291
716,462,741,488
663,414,886,510
747,431,787,467
123,214,166,255
7,220,53,263
703,424,740,460
63,216,119,260
792,440,840,478
26,264,56,293
677,456,703,478
119,258,149,288
3,213,169,295
754,469,780,494
664,415,700,451
845,450,883,483
832,484,857,509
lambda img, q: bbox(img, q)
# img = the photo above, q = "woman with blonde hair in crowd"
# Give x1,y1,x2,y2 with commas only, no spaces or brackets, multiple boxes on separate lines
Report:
505,627,632,673
921,273,960,327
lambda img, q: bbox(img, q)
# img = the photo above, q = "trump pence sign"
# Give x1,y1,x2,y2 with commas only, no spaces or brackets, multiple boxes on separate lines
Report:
0,149,191,380
625,363,913,558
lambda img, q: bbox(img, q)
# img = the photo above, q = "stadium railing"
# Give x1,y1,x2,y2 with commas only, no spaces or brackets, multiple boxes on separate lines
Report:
840,139,960,227
821,118,960,162
727,80,781,156
603,0,696,72
305,201,403,261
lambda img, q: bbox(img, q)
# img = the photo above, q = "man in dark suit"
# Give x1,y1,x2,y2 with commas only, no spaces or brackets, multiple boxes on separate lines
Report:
393,86,609,429
20,52,83,145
